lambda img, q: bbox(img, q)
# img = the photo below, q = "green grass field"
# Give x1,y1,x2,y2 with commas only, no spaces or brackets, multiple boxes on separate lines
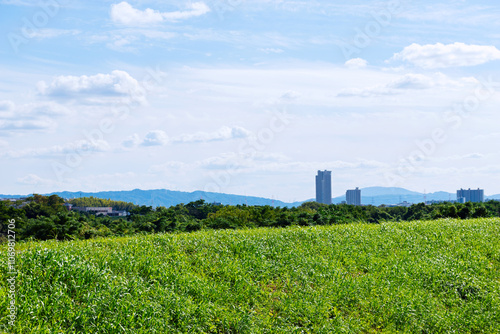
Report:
1,218,500,333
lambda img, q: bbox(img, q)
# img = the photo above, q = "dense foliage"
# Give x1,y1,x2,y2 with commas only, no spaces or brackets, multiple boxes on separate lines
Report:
68,197,137,211
1,219,499,332
1,195,499,242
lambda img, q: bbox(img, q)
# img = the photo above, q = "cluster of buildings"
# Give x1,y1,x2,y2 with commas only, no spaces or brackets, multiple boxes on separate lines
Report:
63,203,128,217
1,197,29,209
315,170,486,206
316,170,361,206
0,198,129,216
456,188,484,204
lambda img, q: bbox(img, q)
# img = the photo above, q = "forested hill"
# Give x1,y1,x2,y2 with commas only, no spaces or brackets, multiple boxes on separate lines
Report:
68,197,136,211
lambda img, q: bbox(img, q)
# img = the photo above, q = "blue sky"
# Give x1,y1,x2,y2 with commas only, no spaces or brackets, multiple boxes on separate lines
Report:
1,0,500,201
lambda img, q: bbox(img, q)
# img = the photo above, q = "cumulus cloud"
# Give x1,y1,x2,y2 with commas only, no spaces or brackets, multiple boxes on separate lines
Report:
345,58,368,69
122,133,141,148
37,70,146,104
392,42,500,69
172,126,252,144
110,1,210,26
0,101,71,133
142,130,169,146
134,126,252,148
0,101,72,135
387,73,436,90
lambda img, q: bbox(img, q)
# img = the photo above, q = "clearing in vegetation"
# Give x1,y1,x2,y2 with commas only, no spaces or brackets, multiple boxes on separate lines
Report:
1,218,500,333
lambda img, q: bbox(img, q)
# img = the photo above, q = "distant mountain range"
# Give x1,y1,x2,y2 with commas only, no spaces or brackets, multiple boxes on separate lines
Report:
0,189,301,208
1,187,498,207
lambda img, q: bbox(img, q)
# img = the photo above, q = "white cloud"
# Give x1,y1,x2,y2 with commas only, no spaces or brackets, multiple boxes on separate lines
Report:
345,58,367,69
91,29,177,52
464,153,484,159
0,119,55,131
37,70,146,105
111,2,163,25
122,133,141,148
25,29,80,40
0,101,70,118
0,101,71,134
337,73,476,97
142,130,169,146
134,126,253,148
162,2,210,21
392,43,500,69
126,126,254,149
24,102,72,116
172,126,252,144
110,1,210,26
0,101,71,135
17,174,60,186
387,73,436,90
397,4,500,26
106,35,138,52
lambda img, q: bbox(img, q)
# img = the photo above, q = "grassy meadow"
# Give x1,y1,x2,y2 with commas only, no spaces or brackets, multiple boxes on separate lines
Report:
1,218,500,333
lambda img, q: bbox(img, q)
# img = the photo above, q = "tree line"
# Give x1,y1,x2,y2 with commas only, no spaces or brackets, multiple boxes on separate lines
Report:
68,196,137,211
1,194,499,242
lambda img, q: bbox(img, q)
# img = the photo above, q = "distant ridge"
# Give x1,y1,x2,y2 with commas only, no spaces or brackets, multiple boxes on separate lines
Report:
45,189,301,208
1,188,498,207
